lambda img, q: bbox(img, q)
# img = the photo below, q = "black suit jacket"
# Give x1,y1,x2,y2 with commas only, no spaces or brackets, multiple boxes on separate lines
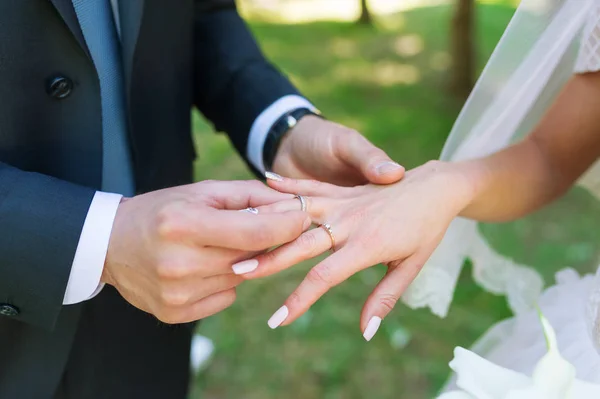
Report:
0,1,300,397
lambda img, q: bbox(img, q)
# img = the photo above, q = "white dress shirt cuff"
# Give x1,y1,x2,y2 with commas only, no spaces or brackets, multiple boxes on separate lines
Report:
63,191,122,305
246,95,317,173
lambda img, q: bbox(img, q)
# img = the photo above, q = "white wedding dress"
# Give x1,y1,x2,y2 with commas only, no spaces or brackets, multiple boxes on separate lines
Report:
395,0,600,390
459,268,600,383
470,5,600,383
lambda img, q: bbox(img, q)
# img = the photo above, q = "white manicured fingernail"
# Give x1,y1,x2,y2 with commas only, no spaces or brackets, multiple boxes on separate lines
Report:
232,259,259,275
268,305,289,329
265,171,284,182
376,161,403,175
363,316,382,341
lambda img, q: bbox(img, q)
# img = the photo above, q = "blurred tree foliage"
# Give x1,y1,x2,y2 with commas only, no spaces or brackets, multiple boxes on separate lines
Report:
358,0,373,24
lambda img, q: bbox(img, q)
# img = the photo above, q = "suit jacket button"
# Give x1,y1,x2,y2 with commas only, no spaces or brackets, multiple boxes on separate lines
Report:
0,304,19,317
47,76,73,99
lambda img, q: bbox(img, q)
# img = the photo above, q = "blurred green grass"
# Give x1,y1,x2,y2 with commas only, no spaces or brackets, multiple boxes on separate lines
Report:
189,3,600,398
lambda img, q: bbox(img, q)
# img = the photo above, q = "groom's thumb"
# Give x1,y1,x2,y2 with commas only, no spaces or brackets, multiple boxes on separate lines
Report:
370,160,405,184
340,132,404,185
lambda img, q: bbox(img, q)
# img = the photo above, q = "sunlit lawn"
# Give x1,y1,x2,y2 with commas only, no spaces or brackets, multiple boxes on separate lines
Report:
188,3,600,398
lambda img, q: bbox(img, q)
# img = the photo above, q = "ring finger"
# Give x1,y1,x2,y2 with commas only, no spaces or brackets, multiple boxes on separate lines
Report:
255,196,336,224
232,223,340,278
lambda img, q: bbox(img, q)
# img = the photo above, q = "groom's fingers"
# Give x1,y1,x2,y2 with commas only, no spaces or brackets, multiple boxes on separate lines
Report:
195,210,310,251
360,255,425,341
203,180,295,210
160,273,243,308
234,227,332,278
159,288,238,324
267,246,372,328
255,196,333,223
337,132,405,185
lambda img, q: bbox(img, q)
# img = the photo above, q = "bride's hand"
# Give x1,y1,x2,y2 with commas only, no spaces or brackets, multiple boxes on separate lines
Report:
235,161,475,340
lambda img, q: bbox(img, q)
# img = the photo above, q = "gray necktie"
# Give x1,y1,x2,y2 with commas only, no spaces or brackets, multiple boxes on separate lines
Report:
72,0,135,196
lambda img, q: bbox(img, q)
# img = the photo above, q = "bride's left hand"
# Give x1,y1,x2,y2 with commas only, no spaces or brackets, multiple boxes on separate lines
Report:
235,161,474,340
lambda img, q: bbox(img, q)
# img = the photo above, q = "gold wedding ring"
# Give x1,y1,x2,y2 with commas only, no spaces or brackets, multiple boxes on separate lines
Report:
294,194,307,212
320,223,336,252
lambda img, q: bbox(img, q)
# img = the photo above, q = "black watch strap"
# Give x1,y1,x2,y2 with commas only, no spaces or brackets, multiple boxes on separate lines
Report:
262,107,322,171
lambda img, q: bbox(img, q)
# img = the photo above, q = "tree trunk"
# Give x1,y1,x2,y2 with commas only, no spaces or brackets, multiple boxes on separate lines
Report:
450,0,476,99
358,0,372,24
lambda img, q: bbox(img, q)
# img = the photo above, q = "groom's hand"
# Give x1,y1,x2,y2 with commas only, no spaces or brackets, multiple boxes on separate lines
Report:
272,116,405,186
101,180,311,324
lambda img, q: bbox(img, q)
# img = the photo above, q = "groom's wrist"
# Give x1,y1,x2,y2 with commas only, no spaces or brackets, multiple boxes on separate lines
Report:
101,196,132,287
246,95,317,173
262,108,323,171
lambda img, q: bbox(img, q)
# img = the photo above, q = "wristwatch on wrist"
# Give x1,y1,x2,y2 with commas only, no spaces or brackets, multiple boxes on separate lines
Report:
262,107,322,171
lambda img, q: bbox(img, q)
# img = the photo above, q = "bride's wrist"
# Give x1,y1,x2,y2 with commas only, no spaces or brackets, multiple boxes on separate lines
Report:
405,160,477,217
448,160,489,217
439,161,482,216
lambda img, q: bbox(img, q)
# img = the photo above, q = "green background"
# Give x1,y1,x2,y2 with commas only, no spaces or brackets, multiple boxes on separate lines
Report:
188,2,600,398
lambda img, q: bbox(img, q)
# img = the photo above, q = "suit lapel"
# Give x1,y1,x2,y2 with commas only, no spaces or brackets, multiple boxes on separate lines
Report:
118,0,145,97
49,0,91,58
49,0,145,106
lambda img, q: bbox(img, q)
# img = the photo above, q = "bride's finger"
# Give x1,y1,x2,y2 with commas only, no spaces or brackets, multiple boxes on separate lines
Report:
265,173,355,198
254,196,334,222
360,255,425,341
232,225,335,278
266,246,372,329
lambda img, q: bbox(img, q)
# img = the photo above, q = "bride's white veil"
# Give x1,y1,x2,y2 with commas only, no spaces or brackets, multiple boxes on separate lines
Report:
401,0,600,318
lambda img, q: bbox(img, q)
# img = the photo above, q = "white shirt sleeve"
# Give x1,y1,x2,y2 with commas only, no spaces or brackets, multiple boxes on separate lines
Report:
63,191,122,305
246,95,317,173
